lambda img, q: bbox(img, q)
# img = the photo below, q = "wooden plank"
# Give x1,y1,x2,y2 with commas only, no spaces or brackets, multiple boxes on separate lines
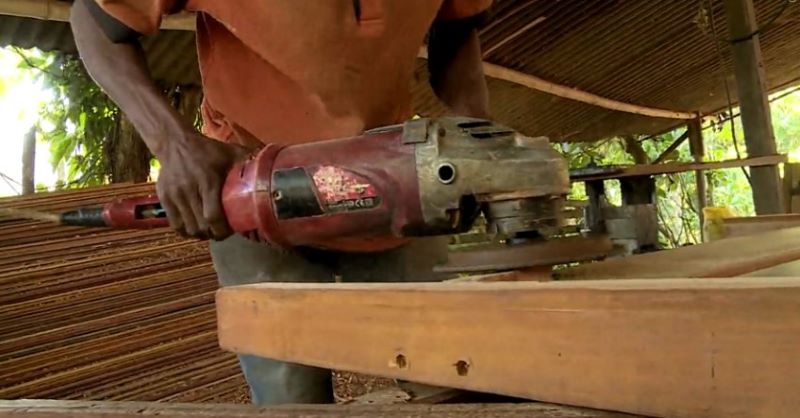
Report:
744,260,800,277
217,277,800,418
723,0,783,214
0,399,637,418
557,225,800,280
782,163,800,213
570,155,786,182
714,214,800,240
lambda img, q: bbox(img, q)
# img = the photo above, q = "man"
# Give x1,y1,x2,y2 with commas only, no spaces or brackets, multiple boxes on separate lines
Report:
71,0,491,405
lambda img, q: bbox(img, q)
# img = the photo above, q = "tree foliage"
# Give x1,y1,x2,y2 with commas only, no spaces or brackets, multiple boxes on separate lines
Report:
15,48,120,187
557,87,800,248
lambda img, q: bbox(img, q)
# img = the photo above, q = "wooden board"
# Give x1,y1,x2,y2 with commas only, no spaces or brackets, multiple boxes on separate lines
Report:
713,214,800,240
557,225,800,280
0,399,637,418
744,259,800,277
216,277,800,418
570,155,786,182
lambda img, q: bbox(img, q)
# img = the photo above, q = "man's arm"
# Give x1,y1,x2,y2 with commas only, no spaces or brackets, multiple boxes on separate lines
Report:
427,14,490,118
70,0,245,239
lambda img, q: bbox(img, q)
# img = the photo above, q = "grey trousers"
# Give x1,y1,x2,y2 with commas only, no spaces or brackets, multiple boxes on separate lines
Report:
209,235,451,405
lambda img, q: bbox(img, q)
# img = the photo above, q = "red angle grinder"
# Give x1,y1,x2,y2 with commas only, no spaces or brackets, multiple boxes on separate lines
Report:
60,117,571,254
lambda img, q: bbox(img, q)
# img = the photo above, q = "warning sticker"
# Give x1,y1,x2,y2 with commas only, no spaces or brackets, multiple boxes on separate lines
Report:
311,166,381,213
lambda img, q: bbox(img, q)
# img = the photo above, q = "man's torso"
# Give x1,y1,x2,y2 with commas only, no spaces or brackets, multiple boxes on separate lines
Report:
190,0,445,147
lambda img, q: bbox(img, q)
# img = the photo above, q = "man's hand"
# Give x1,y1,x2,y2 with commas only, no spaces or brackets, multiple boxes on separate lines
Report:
155,133,249,240
70,0,249,240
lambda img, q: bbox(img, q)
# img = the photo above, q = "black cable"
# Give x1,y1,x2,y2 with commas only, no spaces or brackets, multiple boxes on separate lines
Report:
729,0,793,44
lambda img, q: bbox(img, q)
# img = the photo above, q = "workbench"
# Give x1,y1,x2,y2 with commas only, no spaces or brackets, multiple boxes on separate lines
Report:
213,226,800,418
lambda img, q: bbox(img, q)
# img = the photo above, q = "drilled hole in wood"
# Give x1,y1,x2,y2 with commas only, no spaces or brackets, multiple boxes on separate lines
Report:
455,360,469,376
395,354,408,369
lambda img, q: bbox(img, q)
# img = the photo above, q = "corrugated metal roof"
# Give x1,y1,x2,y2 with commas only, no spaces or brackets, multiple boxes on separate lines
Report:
1,0,799,142
409,0,800,141
461,0,800,141
0,184,248,402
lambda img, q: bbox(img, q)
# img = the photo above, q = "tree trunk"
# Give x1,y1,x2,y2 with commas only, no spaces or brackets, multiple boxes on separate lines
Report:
621,135,649,164
107,116,152,184
21,127,35,194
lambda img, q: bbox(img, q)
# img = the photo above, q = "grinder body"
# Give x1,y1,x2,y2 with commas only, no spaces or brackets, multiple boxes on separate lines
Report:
67,117,570,249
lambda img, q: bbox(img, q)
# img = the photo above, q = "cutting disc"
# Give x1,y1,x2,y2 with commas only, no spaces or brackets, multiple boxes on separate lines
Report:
436,234,614,273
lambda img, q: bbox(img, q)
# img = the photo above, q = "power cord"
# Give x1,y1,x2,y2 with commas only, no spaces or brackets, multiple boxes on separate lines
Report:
729,0,794,44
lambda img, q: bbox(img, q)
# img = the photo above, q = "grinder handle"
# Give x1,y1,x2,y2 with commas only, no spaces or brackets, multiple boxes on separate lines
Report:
102,195,169,228
60,195,169,229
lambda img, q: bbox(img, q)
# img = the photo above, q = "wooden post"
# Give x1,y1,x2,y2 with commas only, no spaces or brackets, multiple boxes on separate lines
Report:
584,180,605,233
782,163,800,213
723,0,783,214
21,127,35,195
688,119,706,240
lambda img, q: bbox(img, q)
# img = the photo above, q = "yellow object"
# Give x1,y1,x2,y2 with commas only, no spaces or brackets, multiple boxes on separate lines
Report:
703,206,738,241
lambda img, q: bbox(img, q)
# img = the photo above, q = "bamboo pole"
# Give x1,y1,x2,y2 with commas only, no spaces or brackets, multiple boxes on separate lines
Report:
418,47,695,120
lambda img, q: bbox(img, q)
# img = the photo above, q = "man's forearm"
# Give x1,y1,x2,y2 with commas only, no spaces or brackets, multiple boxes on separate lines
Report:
70,0,190,157
428,18,489,119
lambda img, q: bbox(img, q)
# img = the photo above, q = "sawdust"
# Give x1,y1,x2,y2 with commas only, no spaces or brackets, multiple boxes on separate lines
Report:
0,207,61,223
333,371,397,403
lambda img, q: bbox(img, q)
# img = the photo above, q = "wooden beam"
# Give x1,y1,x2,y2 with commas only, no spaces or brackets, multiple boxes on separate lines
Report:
570,154,786,182
723,0,783,214
217,277,800,418
417,48,695,120
0,0,195,30
651,129,690,164
480,62,696,120
557,225,800,280
0,399,638,418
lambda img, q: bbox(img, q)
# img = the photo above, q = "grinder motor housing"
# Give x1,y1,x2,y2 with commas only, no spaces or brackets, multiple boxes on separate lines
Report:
221,117,571,249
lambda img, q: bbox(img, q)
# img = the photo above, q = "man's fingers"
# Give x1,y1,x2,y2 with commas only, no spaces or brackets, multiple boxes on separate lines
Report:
201,180,231,240
173,191,200,237
157,183,185,236
185,188,210,239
